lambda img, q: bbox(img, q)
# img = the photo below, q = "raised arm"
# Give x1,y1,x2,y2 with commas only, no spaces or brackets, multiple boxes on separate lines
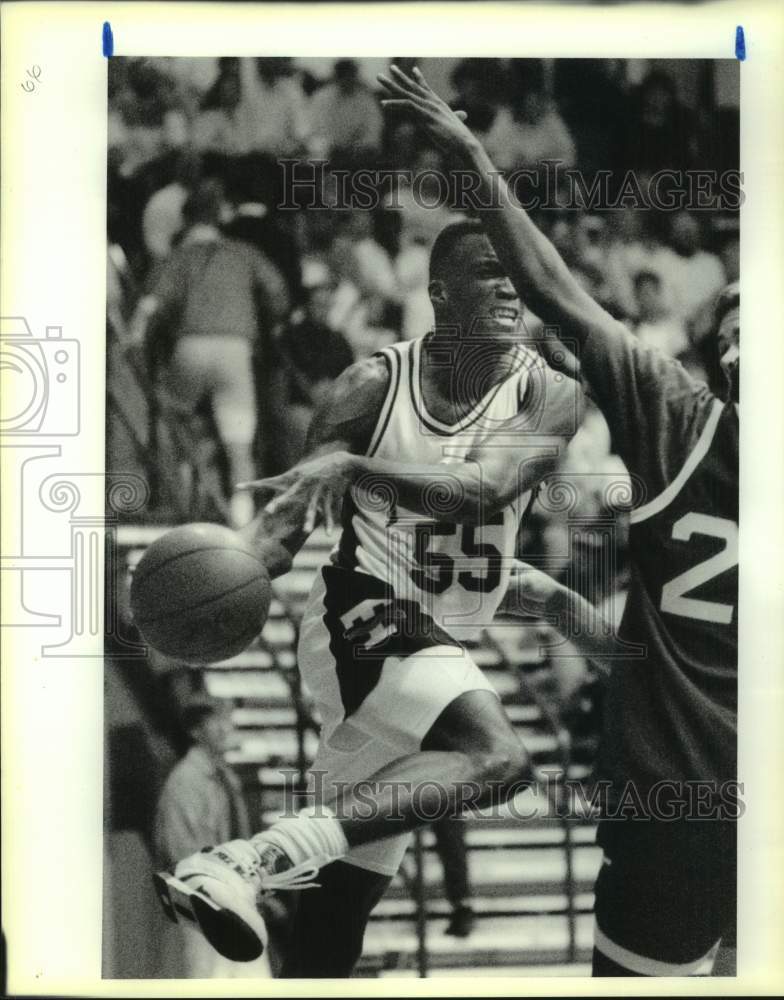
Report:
377,66,716,492
377,65,617,349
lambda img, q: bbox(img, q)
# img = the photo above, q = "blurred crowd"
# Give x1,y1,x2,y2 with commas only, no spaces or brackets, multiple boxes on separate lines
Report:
107,55,739,528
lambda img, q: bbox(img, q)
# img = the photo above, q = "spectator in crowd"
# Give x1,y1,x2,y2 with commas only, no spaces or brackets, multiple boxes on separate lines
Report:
109,59,192,277
449,58,505,136
268,260,355,469
109,58,189,177
153,699,274,977
553,59,628,174
603,210,682,321
327,209,401,357
571,214,621,313
485,60,576,173
129,180,290,526
389,146,465,250
620,68,698,173
719,231,740,285
222,156,304,309
237,57,310,159
192,60,248,156
668,210,727,330
141,146,203,267
630,270,689,358
308,59,384,162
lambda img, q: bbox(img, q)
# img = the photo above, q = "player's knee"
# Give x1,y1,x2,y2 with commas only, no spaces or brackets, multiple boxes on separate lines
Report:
472,740,530,786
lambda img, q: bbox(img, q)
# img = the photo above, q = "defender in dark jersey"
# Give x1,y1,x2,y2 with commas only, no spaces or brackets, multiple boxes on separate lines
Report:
375,66,739,976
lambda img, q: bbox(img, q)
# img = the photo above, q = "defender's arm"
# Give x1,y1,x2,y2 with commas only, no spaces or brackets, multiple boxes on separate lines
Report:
377,65,714,489
499,564,616,677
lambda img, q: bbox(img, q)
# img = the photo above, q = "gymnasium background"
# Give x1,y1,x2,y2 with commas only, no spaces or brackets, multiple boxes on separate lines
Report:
103,55,739,978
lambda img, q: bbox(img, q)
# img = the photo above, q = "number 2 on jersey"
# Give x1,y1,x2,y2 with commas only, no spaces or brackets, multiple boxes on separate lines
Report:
660,513,738,624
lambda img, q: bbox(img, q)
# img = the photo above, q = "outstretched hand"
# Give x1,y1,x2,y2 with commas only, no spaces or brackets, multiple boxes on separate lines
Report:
236,451,357,536
501,562,564,618
377,64,475,156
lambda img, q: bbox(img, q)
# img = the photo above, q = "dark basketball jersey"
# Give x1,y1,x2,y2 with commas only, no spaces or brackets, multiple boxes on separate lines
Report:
581,329,738,799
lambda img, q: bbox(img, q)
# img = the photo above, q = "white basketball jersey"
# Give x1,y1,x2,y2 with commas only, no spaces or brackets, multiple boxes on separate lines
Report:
333,337,543,640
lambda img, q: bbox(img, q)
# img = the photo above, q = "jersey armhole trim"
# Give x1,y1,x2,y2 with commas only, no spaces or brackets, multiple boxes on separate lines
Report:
366,348,401,458
517,358,547,412
629,397,724,525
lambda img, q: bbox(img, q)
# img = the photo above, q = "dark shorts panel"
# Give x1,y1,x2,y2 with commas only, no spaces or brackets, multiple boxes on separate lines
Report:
320,565,461,718
593,817,737,971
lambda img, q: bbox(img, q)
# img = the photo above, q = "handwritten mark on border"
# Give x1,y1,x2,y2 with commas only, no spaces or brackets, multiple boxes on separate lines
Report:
103,21,114,58
735,25,746,61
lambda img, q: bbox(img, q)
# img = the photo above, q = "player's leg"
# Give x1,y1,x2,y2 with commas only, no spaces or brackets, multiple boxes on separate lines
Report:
711,921,736,977
280,861,391,978
331,685,529,851
591,947,645,976
274,675,523,974
157,577,531,961
591,817,736,977
157,665,527,963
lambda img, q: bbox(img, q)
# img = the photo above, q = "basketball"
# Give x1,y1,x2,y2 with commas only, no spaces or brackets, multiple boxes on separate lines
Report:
130,523,272,664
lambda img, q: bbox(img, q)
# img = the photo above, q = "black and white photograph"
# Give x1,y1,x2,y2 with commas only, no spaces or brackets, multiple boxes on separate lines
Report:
2,2,784,995
104,49,743,979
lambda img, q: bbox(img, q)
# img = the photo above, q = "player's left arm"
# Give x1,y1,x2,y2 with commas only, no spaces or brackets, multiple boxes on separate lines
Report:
251,360,582,528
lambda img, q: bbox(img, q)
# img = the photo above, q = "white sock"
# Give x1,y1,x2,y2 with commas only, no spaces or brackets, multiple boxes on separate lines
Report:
251,806,349,870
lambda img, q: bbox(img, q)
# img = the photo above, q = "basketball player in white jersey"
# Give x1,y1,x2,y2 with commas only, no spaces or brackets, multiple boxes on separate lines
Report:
153,206,583,971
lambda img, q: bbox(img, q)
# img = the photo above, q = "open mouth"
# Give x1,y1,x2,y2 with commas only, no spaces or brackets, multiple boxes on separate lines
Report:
489,306,519,322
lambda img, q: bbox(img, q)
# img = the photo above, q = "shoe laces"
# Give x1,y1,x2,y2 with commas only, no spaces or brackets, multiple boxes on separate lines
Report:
254,856,327,892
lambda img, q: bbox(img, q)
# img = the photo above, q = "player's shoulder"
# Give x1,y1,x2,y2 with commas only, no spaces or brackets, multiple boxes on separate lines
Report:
310,344,418,452
314,353,393,444
334,352,393,398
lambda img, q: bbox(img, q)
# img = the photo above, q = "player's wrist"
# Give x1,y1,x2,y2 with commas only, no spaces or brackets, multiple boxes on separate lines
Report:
346,453,371,482
461,135,493,170
256,538,294,579
544,580,569,619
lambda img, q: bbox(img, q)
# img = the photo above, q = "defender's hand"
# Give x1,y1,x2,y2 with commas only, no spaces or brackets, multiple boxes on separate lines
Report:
377,65,474,157
502,562,564,618
237,451,358,535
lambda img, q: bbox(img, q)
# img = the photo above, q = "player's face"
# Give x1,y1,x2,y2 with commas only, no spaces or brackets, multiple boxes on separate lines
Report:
435,233,523,338
717,307,740,404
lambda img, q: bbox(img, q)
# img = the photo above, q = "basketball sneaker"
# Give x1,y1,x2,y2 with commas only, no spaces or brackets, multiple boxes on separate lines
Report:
154,839,319,961
154,810,349,961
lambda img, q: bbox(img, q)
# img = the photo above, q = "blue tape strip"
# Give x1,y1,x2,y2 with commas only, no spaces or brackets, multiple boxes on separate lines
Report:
735,25,746,61
103,21,114,58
